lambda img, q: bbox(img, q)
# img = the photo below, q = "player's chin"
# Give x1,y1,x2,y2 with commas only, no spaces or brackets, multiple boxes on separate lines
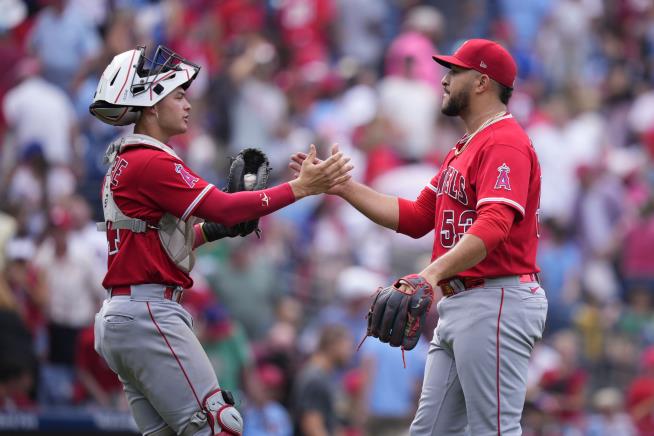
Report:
176,120,189,134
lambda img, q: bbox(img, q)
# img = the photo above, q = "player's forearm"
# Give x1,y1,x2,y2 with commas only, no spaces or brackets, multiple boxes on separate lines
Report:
194,183,295,226
339,181,399,230
420,234,487,286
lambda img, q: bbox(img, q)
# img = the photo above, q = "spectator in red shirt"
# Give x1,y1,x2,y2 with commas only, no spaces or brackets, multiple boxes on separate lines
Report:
622,198,654,292
274,0,337,68
73,325,124,409
214,0,266,43
627,346,654,435
534,330,588,428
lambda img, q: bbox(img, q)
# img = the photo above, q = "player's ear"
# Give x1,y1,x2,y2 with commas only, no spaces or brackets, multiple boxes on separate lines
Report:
476,74,491,94
141,106,157,119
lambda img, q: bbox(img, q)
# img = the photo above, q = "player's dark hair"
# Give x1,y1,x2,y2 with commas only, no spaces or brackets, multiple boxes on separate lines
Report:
499,83,513,105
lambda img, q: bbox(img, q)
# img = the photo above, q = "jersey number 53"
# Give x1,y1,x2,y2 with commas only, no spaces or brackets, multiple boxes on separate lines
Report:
440,210,476,248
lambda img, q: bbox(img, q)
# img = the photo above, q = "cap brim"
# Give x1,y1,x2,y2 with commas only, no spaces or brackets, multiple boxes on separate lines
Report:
432,55,471,70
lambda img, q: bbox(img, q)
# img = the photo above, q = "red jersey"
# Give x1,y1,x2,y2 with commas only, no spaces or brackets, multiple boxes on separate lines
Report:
398,113,541,278
102,145,214,289
627,376,654,435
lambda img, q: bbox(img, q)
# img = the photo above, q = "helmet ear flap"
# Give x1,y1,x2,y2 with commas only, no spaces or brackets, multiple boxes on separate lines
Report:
89,101,140,126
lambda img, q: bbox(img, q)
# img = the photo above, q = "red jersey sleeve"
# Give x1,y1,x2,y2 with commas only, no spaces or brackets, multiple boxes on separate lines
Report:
138,153,215,220
397,175,437,238
193,183,295,226
475,144,531,218
466,203,515,252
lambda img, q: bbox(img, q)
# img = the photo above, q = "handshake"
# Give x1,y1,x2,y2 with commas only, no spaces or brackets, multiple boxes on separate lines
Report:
287,143,353,199
228,142,353,201
200,143,353,242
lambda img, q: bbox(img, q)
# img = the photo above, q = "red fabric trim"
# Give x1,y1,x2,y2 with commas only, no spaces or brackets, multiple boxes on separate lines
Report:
114,50,137,104
203,388,221,433
204,388,221,400
496,288,505,436
146,302,202,409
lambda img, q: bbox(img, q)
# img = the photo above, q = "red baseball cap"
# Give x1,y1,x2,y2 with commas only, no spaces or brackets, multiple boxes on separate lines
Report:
432,39,517,89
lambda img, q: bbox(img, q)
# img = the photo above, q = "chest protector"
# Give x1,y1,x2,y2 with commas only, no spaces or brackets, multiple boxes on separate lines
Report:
97,134,199,273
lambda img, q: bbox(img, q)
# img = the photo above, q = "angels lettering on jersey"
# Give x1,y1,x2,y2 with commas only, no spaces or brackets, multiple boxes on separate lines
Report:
175,163,199,188
110,158,128,187
434,166,468,206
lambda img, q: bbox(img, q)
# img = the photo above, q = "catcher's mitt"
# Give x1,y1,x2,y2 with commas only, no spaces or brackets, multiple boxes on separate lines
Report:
363,274,434,352
226,148,271,194
206,148,271,239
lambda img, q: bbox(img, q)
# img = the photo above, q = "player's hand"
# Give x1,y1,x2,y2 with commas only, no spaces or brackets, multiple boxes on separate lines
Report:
418,267,442,290
288,144,353,199
289,144,353,197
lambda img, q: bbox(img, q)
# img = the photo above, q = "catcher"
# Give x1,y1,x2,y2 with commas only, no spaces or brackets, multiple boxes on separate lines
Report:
89,45,352,436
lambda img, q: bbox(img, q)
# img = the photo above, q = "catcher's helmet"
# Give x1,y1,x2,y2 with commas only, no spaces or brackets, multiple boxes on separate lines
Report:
89,45,200,126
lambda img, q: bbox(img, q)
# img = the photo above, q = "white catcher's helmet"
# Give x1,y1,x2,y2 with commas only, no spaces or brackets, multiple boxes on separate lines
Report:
89,45,200,126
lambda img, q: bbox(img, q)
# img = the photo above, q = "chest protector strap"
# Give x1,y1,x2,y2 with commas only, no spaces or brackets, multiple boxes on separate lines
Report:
97,134,200,273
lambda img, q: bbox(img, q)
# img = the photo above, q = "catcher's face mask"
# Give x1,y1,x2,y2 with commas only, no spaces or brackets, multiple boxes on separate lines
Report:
89,45,200,126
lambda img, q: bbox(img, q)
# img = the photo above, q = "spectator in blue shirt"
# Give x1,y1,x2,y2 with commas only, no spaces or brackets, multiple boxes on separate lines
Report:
28,0,101,92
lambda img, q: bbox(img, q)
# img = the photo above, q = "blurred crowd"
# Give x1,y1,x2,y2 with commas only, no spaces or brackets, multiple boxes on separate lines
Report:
2,0,654,435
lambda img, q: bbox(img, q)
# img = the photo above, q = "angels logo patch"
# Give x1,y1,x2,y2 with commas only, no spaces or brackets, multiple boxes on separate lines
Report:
260,192,270,207
175,163,199,188
494,163,511,190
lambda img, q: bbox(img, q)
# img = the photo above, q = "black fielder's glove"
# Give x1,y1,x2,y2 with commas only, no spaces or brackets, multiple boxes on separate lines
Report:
200,222,240,242
202,148,271,241
363,274,434,351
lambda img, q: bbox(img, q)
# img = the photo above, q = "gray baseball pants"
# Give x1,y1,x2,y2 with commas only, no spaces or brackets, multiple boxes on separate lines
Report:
94,284,218,436
410,276,548,436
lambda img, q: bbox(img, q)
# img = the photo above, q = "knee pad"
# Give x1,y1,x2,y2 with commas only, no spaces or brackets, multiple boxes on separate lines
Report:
182,389,243,436
204,389,243,435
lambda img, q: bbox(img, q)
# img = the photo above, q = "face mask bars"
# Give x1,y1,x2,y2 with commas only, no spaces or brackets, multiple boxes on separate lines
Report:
130,45,201,97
